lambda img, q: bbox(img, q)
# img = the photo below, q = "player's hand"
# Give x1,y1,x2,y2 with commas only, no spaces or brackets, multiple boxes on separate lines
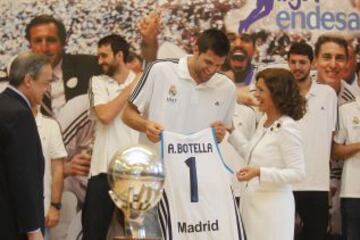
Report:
145,121,163,143
211,121,226,143
64,152,91,177
27,231,44,240
138,11,160,44
45,207,60,228
236,167,260,181
236,87,259,106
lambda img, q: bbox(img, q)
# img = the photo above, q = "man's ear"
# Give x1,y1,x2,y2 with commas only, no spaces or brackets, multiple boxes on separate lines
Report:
115,51,124,62
192,45,199,56
23,73,33,88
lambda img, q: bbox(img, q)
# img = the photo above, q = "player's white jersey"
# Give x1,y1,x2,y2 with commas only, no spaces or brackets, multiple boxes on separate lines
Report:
158,128,245,240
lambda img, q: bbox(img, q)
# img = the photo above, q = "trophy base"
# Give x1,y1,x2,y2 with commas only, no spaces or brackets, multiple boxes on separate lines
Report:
113,237,160,240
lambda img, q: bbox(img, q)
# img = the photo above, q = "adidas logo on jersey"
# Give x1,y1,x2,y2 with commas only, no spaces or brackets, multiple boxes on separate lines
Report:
178,219,219,233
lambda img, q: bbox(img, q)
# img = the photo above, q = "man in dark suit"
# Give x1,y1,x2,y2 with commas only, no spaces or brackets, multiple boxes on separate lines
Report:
0,52,52,240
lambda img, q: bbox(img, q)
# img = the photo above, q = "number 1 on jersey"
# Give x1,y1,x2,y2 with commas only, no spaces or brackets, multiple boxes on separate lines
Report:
185,157,199,202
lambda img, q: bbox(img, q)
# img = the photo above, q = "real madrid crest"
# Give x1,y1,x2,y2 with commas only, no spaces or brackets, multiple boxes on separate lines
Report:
353,116,359,125
166,85,177,103
169,85,177,97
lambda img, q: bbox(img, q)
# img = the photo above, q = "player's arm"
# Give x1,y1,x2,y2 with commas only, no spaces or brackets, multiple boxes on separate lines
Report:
46,157,64,228
332,141,360,160
122,102,162,142
92,77,139,125
236,86,259,106
138,11,160,63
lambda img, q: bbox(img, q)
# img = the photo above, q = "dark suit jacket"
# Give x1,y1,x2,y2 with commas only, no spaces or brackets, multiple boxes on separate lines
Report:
61,53,101,101
0,88,45,240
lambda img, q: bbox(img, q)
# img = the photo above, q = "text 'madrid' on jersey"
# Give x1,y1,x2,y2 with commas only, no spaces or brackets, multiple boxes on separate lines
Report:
158,128,246,240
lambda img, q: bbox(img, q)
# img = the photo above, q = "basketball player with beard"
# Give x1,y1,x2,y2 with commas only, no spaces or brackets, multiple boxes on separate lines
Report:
83,34,139,240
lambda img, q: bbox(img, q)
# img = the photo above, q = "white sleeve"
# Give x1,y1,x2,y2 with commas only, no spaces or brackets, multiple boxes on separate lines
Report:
234,105,257,140
329,89,338,132
89,76,108,107
48,119,68,160
223,86,237,129
129,62,157,113
333,105,347,144
260,123,305,184
228,129,249,159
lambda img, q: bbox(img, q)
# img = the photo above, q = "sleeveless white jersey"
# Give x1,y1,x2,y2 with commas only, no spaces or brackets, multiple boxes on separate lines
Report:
158,128,245,240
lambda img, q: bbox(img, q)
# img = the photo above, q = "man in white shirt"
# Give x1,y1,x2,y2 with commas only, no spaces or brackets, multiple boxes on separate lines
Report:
333,96,360,240
288,42,338,240
32,106,67,239
123,28,234,147
82,34,138,240
314,34,352,234
123,28,236,238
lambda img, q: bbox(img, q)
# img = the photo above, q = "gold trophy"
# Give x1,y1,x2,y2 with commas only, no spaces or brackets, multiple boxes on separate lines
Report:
108,145,165,240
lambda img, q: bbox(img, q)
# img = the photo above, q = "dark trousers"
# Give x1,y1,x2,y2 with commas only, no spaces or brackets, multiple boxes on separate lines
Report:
82,173,121,240
341,198,360,240
294,191,329,240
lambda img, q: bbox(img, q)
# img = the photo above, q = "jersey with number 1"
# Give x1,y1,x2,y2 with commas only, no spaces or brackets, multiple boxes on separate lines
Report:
158,128,245,240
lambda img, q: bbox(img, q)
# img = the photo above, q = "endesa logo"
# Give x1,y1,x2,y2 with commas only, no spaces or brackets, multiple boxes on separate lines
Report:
276,4,360,31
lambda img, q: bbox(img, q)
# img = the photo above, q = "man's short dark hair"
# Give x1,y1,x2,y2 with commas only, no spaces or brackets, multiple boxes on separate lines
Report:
240,33,256,47
314,35,348,59
197,29,230,57
25,15,67,46
9,52,50,87
127,51,142,63
288,42,314,62
98,34,130,63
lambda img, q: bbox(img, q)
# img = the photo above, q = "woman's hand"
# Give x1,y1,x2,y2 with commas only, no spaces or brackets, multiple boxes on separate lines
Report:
236,167,260,181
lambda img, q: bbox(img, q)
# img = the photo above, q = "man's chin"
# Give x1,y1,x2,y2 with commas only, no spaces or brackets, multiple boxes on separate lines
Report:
46,55,62,67
323,76,341,84
199,75,211,83
296,76,308,82
233,68,247,74
101,67,109,74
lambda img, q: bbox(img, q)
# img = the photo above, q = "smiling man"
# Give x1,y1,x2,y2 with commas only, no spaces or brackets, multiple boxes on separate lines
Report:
83,34,138,240
223,32,257,86
314,34,356,105
25,15,101,178
123,29,235,145
122,29,240,239
288,42,338,240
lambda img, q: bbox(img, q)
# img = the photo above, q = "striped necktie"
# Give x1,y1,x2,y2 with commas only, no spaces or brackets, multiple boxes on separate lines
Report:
41,86,53,117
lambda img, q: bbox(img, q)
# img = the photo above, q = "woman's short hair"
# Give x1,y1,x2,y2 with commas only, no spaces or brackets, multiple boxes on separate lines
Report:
256,68,306,120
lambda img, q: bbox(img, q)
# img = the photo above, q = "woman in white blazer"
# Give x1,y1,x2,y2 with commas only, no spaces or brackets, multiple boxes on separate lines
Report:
228,68,306,240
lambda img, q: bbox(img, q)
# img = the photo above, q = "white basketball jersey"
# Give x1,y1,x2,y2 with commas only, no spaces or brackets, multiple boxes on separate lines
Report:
158,128,245,240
